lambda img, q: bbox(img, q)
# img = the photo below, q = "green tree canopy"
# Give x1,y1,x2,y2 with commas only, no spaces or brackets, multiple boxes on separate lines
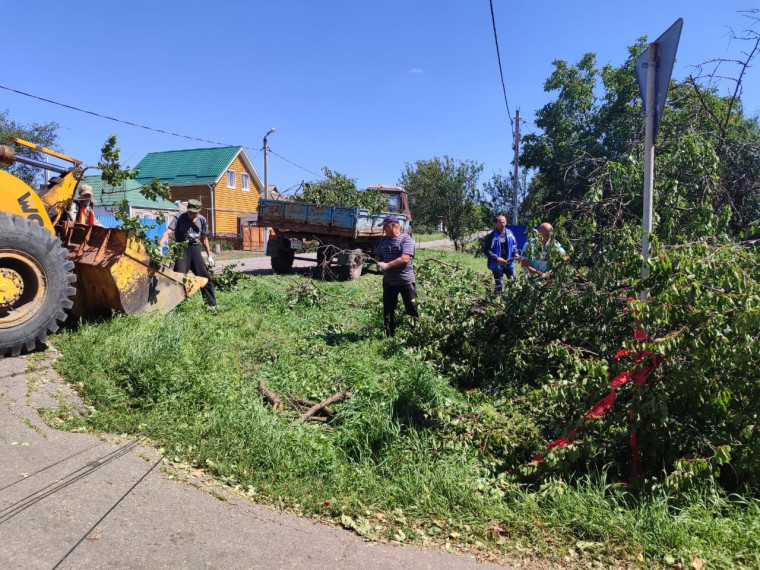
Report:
294,167,389,214
400,156,484,249
0,110,60,186
520,37,760,239
481,171,528,223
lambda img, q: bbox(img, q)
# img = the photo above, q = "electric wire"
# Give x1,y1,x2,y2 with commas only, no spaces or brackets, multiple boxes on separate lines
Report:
0,84,320,175
268,148,322,178
51,454,164,570
0,84,254,150
489,0,515,138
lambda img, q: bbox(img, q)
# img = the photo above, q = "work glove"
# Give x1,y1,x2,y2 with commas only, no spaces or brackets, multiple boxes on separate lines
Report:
207,255,215,267
376,261,388,272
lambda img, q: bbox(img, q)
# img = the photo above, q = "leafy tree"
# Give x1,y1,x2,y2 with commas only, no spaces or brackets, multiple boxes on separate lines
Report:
400,156,484,250
293,167,389,214
481,171,528,223
519,45,643,224
520,23,760,239
97,134,170,202
0,110,60,186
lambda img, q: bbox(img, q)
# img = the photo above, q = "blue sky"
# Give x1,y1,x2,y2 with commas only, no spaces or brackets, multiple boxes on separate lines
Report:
2,1,757,195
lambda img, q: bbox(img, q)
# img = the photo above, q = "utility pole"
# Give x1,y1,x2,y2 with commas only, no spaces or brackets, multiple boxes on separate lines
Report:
262,128,275,254
263,128,275,200
512,109,520,225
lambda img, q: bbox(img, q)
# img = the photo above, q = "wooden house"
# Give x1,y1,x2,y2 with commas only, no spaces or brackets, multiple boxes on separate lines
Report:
134,146,265,244
80,174,179,220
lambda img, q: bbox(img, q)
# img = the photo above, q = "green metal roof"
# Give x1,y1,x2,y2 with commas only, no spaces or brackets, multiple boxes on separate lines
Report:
133,146,242,185
81,175,178,210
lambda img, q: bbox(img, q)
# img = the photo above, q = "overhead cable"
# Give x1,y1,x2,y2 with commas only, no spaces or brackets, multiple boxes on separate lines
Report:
489,0,515,138
0,84,258,150
268,148,322,178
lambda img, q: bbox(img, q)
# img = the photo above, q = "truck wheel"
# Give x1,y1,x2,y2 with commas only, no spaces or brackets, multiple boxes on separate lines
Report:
271,250,295,274
342,249,364,280
316,246,327,267
0,213,76,357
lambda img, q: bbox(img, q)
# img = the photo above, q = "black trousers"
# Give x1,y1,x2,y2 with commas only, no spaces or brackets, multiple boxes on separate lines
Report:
383,282,419,337
174,245,217,307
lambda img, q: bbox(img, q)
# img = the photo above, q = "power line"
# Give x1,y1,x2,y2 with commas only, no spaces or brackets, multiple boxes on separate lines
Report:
489,0,514,138
268,148,322,178
0,84,257,150
2,83,335,184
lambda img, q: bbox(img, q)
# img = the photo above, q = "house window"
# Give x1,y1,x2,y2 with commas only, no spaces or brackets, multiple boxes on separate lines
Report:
241,173,250,191
227,170,236,188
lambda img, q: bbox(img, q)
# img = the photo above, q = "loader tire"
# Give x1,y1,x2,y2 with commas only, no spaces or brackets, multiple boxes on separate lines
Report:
0,213,76,357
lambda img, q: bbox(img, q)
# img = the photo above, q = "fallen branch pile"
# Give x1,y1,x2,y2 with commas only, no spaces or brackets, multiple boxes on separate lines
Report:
257,380,352,425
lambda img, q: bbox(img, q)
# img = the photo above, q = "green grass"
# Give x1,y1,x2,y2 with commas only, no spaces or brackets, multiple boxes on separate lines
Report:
412,231,449,243
51,248,760,568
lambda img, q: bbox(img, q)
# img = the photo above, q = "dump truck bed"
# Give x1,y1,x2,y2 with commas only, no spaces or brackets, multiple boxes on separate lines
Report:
257,199,410,241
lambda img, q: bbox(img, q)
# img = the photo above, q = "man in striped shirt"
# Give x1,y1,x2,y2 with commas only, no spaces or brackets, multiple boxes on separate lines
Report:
374,214,418,337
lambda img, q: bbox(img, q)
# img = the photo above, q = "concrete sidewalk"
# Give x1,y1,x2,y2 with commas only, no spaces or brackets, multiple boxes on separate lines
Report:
0,354,501,569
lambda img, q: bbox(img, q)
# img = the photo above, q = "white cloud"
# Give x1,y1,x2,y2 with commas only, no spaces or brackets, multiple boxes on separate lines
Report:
409,68,424,74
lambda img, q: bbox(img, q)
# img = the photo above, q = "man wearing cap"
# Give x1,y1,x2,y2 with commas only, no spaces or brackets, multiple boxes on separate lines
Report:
158,199,217,308
373,214,418,337
68,184,102,226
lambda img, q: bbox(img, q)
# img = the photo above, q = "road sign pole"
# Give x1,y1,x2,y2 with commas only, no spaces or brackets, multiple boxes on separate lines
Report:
641,42,657,301
512,109,520,226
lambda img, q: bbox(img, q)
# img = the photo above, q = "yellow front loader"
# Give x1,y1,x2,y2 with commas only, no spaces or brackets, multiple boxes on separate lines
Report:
0,139,207,357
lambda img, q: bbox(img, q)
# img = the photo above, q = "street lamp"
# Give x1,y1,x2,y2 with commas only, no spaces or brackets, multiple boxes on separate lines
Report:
263,128,275,200
262,128,275,257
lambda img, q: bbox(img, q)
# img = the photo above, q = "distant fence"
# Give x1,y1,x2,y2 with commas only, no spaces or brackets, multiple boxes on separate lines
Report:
97,216,259,252
98,216,167,243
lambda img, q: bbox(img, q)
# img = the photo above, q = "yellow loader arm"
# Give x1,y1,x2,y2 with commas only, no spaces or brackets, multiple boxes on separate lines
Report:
0,140,81,230
1,139,207,357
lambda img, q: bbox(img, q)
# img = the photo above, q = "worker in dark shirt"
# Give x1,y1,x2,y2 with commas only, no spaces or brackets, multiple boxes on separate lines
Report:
374,214,418,337
159,199,217,308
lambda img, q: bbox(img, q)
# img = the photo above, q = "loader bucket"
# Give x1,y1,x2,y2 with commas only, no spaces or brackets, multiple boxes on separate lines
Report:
56,222,207,318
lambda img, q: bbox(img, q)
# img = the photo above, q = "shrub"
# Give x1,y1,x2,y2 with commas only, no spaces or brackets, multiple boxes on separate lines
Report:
406,226,760,493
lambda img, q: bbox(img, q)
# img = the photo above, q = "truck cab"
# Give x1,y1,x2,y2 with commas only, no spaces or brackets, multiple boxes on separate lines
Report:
367,185,413,224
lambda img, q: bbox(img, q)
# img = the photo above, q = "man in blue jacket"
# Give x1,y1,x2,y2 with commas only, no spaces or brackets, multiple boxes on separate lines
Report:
482,214,516,293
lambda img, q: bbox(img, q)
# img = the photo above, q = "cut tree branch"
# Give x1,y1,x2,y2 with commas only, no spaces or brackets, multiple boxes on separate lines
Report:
294,390,353,425
258,380,284,412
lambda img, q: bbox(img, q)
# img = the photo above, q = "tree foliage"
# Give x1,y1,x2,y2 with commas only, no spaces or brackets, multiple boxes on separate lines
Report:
520,27,760,238
293,167,389,215
405,226,760,494
99,135,176,263
481,171,528,224
400,156,484,249
98,133,171,202
0,110,60,186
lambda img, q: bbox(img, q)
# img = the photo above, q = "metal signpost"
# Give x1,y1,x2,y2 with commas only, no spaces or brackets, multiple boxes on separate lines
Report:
635,18,683,301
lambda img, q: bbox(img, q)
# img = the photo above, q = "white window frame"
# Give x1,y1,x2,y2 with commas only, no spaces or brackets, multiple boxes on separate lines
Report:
226,169,236,188
241,172,250,191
